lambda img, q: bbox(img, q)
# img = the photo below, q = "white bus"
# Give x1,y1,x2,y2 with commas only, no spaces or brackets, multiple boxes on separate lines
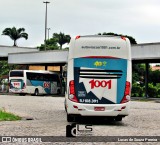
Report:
9,70,61,96
65,35,132,122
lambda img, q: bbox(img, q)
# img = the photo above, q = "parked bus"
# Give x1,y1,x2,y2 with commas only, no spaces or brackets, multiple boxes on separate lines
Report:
9,70,61,96
65,35,132,122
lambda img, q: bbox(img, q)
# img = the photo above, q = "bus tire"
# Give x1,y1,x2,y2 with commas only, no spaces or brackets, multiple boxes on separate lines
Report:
19,93,26,96
115,116,122,121
34,89,39,96
57,89,61,95
107,117,115,122
64,100,67,112
67,114,74,122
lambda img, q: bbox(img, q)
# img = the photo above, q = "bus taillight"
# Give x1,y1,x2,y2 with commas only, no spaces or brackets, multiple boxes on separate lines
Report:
121,81,130,104
121,36,126,41
69,80,78,103
75,36,81,40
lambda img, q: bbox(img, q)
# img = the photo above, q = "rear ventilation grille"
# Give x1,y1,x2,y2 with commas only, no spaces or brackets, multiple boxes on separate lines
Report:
79,69,123,79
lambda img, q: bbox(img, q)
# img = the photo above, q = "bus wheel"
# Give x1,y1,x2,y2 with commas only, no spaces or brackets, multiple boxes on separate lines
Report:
57,89,61,95
19,93,26,96
64,100,67,112
67,114,74,122
115,116,122,121
34,89,39,96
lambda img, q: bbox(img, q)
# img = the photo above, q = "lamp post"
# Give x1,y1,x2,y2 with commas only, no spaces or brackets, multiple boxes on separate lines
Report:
47,28,51,40
43,1,50,51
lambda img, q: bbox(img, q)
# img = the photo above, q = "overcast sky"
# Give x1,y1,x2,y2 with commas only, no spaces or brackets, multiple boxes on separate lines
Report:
0,0,160,47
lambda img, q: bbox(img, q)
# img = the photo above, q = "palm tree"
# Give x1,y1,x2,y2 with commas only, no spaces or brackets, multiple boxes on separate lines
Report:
2,27,28,46
53,32,71,49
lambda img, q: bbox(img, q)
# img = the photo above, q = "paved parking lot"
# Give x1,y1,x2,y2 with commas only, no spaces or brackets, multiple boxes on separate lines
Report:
0,95,160,143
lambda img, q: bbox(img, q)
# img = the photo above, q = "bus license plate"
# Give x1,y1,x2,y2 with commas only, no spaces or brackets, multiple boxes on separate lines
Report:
94,107,105,111
14,88,18,91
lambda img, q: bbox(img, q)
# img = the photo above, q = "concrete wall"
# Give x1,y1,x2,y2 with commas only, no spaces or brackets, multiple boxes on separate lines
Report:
132,43,160,60
8,50,68,64
7,42,160,64
0,45,38,57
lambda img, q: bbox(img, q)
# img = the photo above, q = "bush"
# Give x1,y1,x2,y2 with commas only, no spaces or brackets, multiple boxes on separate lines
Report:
131,82,160,98
131,83,144,97
148,83,158,98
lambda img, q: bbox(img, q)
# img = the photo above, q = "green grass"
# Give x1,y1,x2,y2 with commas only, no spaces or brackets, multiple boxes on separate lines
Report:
0,109,21,121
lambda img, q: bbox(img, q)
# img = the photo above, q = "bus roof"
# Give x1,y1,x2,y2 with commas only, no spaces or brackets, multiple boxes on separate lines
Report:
69,35,131,60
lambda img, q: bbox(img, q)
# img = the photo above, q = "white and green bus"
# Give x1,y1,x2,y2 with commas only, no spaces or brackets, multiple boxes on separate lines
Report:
9,70,61,96
65,35,132,122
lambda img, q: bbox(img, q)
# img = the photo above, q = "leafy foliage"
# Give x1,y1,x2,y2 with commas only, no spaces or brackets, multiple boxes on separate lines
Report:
132,63,146,84
2,27,28,46
38,38,59,51
0,61,17,78
132,83,144,97
53,32,71,49
98,32,137,44
132,63,160,97
148,70,160,85
38,32,71,51
148,83,158,97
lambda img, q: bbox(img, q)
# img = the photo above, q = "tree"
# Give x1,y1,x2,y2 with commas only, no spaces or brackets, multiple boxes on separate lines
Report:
132,63,146,84
38,32,71,51
2,27,28,46
98,32,137,44
0,60,17,79
53,32,71,49
38,38,59,51
148,70,160,85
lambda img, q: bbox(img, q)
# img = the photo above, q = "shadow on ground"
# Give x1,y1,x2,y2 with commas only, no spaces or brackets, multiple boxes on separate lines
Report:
69,116,127,126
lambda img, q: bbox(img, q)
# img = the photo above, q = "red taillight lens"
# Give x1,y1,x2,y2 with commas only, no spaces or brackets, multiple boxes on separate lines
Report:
69,81,75,94
121,81,131,104
124,81,130,96
69,80,78,103
75,36,80,40
121,36,126,41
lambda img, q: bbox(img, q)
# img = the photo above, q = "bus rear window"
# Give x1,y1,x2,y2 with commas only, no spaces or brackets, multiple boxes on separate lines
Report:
10,71,24,77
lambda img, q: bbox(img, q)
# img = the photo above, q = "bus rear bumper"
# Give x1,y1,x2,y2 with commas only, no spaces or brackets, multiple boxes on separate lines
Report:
66,100,130,117
9,89,26,94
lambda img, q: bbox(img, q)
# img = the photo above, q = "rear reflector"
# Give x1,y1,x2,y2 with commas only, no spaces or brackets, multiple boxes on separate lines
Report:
121,106,126,110
73,105,78,109
116,106,126,111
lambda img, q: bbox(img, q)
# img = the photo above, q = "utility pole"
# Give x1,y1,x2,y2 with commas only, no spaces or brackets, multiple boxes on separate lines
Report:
43,1,50,51
47,28,51,40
